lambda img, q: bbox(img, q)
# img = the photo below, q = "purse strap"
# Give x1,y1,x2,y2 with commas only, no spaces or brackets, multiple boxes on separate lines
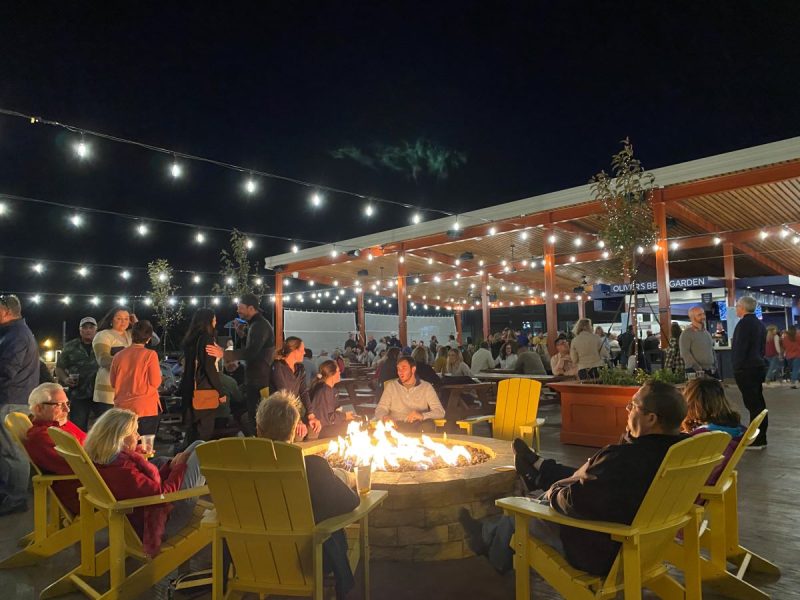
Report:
193,337,203,392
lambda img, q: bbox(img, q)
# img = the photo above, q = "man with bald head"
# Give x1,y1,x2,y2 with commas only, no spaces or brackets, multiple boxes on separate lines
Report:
679,306,717,377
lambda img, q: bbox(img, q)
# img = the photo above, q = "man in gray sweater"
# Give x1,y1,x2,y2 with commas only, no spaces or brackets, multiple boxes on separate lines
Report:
679,306,716,375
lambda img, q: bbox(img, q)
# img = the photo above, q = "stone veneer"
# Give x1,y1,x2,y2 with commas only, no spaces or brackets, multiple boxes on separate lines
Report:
301,434,518,561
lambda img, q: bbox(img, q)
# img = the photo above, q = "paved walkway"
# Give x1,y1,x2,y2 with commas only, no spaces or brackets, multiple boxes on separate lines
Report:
1,383,795,598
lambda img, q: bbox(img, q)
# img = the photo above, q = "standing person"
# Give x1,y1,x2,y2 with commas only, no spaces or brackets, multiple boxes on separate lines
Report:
180,309,228,441
570,318,607,380
0,294,38,515
429,335,439,357
55,317,99,430
302,348,318,387
732,296,768,449
109,320,162,434
309,360,353,439
663,322,685,374
93,306,135,414
781,327,800,388
595,326,612,364
271,336,321,438
617,325,634,367
343,333,357,351
764,325,783,385
495,343,518,370
366,335,377,354
679,306,717,377
443,347,472,376
216,293,275,434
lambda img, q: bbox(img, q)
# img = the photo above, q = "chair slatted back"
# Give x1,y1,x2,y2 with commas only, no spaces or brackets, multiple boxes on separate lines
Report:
625,431,729,573
702,410,766,496
4,413,42,476
196,438,316,590
493,378,542,441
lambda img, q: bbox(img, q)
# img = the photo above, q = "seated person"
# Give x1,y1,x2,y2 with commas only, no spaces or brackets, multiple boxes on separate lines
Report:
256,392,359,600
24,382,87,515
83,408,206,556
460,381,687,575
514,345,548,375
374,356,445,433
410,347,441,389
495,343,518,370
550,338,578,377
309,360,354,439
681,377,746,484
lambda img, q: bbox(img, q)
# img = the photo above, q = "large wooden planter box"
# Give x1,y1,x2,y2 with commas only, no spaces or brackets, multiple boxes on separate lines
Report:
548,382,638,448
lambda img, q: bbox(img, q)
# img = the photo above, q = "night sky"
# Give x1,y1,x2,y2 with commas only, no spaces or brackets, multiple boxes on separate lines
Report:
2,1,800,343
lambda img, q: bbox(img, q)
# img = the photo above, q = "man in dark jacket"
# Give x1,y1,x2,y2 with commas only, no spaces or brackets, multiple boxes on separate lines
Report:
0,294,38,514
460,381,686,576
732,296,768,448
209,293,274,434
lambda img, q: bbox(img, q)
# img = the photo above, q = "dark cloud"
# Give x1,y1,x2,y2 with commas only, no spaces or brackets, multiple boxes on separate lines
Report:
332,139,467,180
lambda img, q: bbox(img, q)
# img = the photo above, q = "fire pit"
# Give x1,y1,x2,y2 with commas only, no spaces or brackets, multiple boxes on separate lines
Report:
300,423,518,561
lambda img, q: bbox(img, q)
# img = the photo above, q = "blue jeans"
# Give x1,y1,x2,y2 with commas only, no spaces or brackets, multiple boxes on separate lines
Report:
163,440,207,538
765,356,784,382
482,513,565,573
0,403,31,504
791,357,800,384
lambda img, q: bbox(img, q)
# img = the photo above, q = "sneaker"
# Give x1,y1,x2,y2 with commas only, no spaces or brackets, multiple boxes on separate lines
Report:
458,508,488,556
746,442,767,451
512,437,539,465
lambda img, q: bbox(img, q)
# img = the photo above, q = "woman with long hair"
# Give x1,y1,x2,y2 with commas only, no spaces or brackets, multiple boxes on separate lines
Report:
663,322,685,373
92,306,134,414
443,347,472,376
309,360,352,438
782,327,800,388
271,336,320,437
681,377,746,482
378,346,402,389
764,324,783,384
410,346,440,388
432,346,448,374
569,318,607,380
495,342,517,370
180,309,228,441
84,408,206,556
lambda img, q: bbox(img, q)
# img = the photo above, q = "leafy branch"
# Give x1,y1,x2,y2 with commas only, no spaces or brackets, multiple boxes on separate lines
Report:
146,259,185,351
212,229,267,299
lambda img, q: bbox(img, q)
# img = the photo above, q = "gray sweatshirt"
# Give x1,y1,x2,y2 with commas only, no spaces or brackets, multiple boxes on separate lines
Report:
678,327,716,370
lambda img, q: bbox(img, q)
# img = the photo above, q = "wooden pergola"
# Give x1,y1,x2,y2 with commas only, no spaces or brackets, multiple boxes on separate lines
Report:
264,137,800,354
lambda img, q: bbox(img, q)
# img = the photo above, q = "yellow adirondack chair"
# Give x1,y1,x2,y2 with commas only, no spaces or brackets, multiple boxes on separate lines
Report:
497,431,730,600
195,437,388,600
40,427,212,600
0,412,104,568
453,378,544,451
668,409,778,599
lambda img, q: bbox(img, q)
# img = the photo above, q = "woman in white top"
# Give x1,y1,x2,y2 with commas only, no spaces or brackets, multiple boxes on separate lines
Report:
93,307,134,408
442,348,472,377
495,342,518,370
570,318,608,380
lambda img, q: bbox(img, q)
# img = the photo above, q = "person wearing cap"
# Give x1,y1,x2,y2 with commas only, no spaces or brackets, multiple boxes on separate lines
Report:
209,293,275,434
55,316,100,430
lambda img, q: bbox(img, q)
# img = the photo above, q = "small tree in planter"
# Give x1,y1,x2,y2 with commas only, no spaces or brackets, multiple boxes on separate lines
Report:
213,229,267,301
146,258,185,353
590,138,658,366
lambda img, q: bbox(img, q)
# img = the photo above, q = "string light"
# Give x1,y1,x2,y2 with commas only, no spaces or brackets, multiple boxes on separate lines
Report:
254,277,263,286
190,297,198,305
489,227,496,235
548,234,557,244
168,297,177,306
69,214,83,227
670,241,679,250
636,246,645,254
245,238,254,250
570,255,576,262
32,263,44,274
780,229,790,239
452,219,461,231
597,240,605,248
192,275,201,284
602,251,609,259
77,266,89,278
195,232,206,244
136,223,149,236
0,202,7,215
520,231,529,240
412,213,421,224
712,236,722,245
170,161,182,179
291,244,299,253
143,297,152,306
225,277,234,285
428,257,434,265
574,238,582,247
61,296,71,304
158,272,168,282
31,294,41,304
90,296,100,306
651,243,659,252
311,192,322,207
118,297,127,305
330,248,338,258
364,204,374,217
758,230,768,240
244,177,258,195
120,270,131,280
73,138,89,160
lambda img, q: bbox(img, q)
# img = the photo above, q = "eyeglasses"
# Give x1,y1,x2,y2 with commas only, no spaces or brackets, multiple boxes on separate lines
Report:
41,401,70,409
625,400,653,414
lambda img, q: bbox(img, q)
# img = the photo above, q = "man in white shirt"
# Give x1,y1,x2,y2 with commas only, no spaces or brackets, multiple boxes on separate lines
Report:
470,341,495,373
374,356,445,432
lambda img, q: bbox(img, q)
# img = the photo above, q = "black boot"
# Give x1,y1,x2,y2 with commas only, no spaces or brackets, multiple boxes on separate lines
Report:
458,508,488,556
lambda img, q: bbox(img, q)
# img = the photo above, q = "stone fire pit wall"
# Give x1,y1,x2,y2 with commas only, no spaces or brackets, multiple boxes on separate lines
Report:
301,435,518,561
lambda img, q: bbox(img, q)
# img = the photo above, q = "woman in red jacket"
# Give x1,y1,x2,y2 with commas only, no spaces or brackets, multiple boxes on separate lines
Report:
83,408,206,556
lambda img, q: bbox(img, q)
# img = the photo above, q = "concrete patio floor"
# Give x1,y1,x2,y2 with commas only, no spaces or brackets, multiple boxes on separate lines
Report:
1,383,795,599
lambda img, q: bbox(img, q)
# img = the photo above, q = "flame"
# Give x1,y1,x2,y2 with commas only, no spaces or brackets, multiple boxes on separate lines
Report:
324,421,473,472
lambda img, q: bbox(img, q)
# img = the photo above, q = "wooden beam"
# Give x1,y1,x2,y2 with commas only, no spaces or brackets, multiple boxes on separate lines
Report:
653,195,671,349
662,159,800,201
481,270,490,342
274,274,284,346
544,227,558,356
397,252,407,346
723,242,736,307
357,292,365,345
455,311,463,346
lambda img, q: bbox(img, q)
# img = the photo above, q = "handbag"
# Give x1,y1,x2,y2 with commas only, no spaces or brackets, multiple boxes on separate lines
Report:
192,338,221,411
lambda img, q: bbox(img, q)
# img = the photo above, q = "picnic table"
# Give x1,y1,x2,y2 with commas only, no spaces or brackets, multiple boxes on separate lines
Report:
438,381,495,411
472,372,559,383
335,377,374,403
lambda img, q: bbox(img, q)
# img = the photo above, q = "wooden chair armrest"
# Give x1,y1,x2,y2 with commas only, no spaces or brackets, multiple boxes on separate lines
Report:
518,418,546,435
432,419,447,429
456,415,494,433
33,474,78,483
314,490,388,539
91,486,211,512
201,508,218,528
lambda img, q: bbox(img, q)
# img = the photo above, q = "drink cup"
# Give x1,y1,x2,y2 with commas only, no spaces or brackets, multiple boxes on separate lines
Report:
68,370,80,386
355,463,372,496
140,434,155,457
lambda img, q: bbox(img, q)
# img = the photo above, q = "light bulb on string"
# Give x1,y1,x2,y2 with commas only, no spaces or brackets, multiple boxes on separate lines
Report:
364,204,374,217
548,234,557,244
245,238,254,250
254,277,263,286
158,272,168,282
73,136,90,160
69,214,84,228
311,192,322,207
712,236,722,245
31,294,41,304
244,176,258,195
780,229,790,239
120,270,131,280
190,297,198,306
411,212,421,224
225,277,234,285
168,297,177,306
291,244,299,253
90,296,101,306
195,232,206,244
143,297,152,306
118,297,127,306
136,223,149,236
170,160,182,179
32,263,44,274
233,297,239,305
211,297,220,306
61,296,72,305
192,274,201,284
0,202,7,216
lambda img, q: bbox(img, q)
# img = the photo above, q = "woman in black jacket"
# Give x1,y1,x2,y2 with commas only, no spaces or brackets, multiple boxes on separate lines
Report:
271,336,321,438
180,309,227,441
309,359,353,439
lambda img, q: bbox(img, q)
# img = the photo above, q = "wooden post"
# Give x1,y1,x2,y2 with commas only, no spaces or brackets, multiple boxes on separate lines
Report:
544,227,558,357
723,242,736,308
577,298,586,320
481,270,490,342
398,251,408,346
274,274,284,346
357,291,366,346
455,310,463,345
653,193,672,349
